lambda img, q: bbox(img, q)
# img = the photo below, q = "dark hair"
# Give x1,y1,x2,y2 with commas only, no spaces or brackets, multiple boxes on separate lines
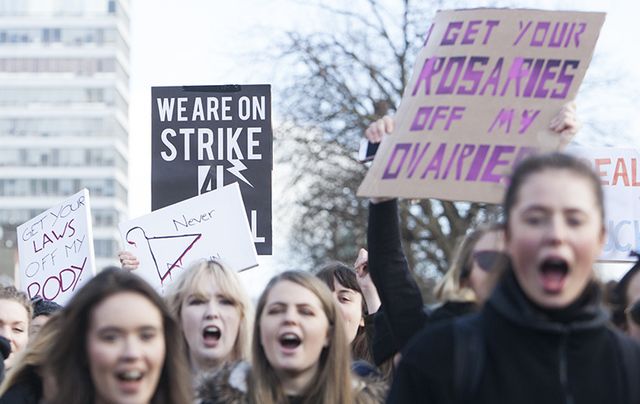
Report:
316,262,371,363
31,297,62,318
503,152,605,233
48,268,192,404
609,252,640,330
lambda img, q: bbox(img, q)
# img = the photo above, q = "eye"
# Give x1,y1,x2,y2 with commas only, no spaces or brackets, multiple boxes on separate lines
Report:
98,332,119,342
566,215,584,227
299,307,315,316
188,297,206,305
266,305,284,315
218,296,235,306
338,295,351,303
12,327,24,333
140,329,158,341
523,213,546,226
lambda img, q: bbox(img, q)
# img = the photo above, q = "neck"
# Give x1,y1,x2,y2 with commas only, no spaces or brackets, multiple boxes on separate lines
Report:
189,351,224,375
275,363,319,397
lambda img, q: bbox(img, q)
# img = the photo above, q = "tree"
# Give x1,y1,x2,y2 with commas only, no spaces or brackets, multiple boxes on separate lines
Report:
274,0,633,299
275,0,499,300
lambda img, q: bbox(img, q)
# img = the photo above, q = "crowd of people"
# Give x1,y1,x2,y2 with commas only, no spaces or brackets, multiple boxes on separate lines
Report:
0,105,639,403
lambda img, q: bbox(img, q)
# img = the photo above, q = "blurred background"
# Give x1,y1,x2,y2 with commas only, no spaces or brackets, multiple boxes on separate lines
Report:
0,0,638,299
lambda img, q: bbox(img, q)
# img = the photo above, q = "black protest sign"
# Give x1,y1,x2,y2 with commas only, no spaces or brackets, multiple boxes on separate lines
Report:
151,85,272,255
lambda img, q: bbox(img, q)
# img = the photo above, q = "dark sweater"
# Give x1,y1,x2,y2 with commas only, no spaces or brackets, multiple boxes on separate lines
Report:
388,271,640,404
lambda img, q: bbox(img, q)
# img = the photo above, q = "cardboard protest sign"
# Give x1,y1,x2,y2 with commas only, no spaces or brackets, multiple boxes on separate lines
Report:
120,182,258,293
17,189,96,305
358,9,605,203
151,84,272,254
568,147,640,262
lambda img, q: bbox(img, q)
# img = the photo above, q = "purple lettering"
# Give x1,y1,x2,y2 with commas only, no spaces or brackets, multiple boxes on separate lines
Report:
481,145,515,182
441,21,463,45
437,57,466,94
442,144,461,180
488,108,514,133
513,20,532,46
461,20,482,45
407,143,431,178
530,21,550,47
421,144,446,179
458,56,489,95
519,109,540,133
456,145,476,180
410,107,434,131
551,60,578,99
534,59,560,98
382,143,412,179
465,145,490,181
411,57,444,96
483,20,500,44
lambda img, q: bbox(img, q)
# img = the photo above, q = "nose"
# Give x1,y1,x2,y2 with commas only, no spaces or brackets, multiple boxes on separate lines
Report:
545,215,567,245
121,335,143,360
204,300,220,320
282,307,299,325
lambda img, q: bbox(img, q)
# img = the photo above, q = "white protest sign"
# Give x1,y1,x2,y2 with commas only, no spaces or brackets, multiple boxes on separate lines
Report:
568,147,640,262
17,189,96,305
119,182,258,293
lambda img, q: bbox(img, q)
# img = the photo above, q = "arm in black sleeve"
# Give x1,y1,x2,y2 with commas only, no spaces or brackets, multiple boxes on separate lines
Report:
367,199,428,351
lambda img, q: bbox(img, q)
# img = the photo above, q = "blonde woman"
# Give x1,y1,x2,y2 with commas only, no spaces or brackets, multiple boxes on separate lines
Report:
165,260,252,378
197,271,386,404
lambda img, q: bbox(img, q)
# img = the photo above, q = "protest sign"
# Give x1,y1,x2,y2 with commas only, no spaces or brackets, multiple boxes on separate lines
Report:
358,9,605,203
568,147,640,262
17,189,96,305
120,182,258,293
151,84,272,254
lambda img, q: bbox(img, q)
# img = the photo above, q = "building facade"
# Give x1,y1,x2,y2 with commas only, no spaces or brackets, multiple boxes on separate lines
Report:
0,0,129,281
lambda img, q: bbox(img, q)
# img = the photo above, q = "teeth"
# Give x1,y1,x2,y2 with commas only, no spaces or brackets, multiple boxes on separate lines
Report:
280,333,301,343
204,326,220,333
119,370,142,381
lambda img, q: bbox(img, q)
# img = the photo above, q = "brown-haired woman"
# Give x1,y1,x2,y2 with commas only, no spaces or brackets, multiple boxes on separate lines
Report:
197,270,386,404
47,268,192,404
389,153,640,403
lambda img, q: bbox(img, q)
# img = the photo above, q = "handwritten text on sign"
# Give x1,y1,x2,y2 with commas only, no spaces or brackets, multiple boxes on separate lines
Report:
120,182,258,294
17,189,96,305
358,9,605,203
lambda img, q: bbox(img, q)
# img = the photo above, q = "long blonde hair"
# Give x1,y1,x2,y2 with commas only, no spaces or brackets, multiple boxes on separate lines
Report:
165,259,252,365
249,270,353,404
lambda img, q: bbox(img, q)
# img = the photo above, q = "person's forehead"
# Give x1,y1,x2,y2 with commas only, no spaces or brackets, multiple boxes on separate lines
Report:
267,281,322,306
0,298,29,322
515,170,598,209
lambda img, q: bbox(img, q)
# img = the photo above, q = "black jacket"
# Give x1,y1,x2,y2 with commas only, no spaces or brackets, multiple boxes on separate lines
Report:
367,200,476,362
388,271,640,404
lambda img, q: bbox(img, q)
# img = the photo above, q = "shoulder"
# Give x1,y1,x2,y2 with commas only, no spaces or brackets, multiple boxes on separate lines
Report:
196,361,250,404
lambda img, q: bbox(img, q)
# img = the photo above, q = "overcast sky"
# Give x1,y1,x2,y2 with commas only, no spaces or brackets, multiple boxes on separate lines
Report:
127,0,640,294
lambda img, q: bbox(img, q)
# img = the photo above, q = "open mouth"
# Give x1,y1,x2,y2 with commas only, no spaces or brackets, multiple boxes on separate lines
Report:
116,370,143,382
539,258,569,294
203,325,221,341
279,333,302,349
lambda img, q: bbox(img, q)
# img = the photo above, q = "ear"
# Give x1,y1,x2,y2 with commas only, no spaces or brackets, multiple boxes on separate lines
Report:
324,327,331,348
359,316,365,328
597,224,606,251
